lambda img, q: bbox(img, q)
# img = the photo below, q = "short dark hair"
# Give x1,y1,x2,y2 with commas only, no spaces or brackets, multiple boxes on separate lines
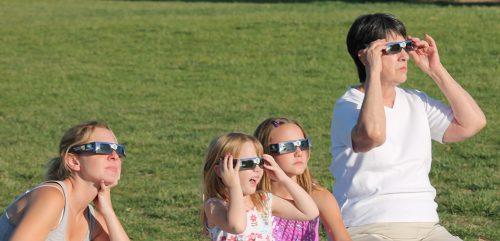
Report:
346,13,408,83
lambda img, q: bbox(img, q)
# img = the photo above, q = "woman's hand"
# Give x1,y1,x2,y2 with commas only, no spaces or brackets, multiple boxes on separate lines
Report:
408,34,442,75
92,180,131,241
359,39,387,76
94,180,115,217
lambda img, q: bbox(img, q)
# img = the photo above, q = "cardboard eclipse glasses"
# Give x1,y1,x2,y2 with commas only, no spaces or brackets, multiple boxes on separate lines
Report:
384,40,415,54
269,138,311,155
216,157,264,171
70,142,126,157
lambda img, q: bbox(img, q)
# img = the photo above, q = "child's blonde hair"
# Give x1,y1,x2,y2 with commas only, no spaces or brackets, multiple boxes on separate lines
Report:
201,132,268,234
254,117,324,194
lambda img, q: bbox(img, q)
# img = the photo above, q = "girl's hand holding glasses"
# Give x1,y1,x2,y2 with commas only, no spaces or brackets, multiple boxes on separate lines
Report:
218,154,241,189
261,154,288,182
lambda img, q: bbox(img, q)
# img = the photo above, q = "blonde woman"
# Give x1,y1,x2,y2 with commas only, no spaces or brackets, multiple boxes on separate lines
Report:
0,120,130,241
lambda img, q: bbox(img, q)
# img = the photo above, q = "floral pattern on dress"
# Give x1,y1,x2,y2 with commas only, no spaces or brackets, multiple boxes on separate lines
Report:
207,193,273,241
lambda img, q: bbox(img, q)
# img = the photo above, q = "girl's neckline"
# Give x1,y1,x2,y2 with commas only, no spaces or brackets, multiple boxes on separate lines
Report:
244,198,256,212
272,193,294,202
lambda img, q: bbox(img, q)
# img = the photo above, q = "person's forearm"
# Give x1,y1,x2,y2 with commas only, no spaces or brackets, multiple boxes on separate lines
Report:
322,213,352,241
314,191,352,241
430,65,486,134
102,211,130,241
352,72,386,152
282,179,318,219
226,185,246,233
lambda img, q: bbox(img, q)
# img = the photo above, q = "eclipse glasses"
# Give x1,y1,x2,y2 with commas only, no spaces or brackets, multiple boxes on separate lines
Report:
70,142,126,157
269,138,311,155
216,157,264,171
384,40,415,54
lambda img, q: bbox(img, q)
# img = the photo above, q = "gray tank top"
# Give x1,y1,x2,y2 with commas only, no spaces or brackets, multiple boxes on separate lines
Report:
0,181,95,241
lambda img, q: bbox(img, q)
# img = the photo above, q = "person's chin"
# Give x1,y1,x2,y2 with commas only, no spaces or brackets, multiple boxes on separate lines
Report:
293,161,307,169
401,72,408,81
242,186,257,195
396,76,407,84
103,176,120,186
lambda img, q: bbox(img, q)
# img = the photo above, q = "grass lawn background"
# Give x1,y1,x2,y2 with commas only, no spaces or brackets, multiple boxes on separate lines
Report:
0,1,498,240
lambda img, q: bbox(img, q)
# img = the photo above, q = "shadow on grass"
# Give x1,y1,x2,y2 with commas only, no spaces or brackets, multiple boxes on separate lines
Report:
125,0,499,6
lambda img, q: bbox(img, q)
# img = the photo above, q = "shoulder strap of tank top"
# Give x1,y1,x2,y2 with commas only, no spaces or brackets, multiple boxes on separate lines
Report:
86,205,96,240
39,181,68,225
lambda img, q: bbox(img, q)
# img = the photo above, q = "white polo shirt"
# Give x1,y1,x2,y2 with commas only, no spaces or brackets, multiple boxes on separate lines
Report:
330,86,453,227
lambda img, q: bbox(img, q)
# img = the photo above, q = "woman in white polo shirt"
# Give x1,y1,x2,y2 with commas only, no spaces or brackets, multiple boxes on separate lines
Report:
330,13,486,241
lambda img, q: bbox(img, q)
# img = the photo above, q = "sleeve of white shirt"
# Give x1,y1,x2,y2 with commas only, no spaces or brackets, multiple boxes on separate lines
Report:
331,99,360,149
418,91,454,144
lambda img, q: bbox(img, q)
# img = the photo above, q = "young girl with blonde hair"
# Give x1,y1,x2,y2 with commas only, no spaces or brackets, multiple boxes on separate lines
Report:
254,117,351,241
201,132,319,241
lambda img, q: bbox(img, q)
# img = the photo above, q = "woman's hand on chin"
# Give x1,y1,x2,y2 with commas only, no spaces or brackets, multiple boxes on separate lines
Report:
93,180,115,216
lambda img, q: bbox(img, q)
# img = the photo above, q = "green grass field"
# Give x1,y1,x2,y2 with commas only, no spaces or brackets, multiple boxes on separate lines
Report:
0,0,498,240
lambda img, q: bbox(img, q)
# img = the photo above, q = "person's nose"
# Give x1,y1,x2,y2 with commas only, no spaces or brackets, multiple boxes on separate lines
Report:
254,164,263,172
293,146,303,156
108,150,121,162
400,49,410,61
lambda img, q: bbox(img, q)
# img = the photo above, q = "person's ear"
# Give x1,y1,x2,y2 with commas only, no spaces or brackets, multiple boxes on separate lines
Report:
65,153,81,171
358,49,366,66
214,165,221,178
